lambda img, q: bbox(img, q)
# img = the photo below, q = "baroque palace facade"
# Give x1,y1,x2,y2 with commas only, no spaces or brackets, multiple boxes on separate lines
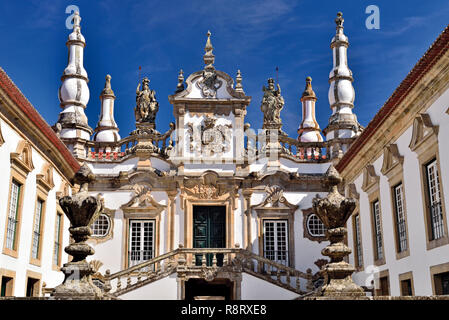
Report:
0,11,448,299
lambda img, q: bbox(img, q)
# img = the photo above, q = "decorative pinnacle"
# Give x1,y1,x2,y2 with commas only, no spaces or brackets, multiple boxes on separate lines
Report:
235,70,244,93
101,74,115,97
203,30,215,70
335,12,344,29
301,76,316,100
73,11,81,31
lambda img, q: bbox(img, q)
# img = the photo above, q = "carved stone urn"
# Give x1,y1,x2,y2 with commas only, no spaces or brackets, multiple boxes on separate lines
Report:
51,164,104,299
312,165,365,297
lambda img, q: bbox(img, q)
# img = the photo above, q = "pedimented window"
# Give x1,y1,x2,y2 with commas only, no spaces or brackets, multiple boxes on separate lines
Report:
380,144,404,179
10,140,34,176
408,113,439,153
361,165,380,194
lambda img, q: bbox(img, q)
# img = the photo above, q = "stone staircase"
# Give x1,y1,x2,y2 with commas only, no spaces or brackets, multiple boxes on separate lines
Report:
102,245,315,298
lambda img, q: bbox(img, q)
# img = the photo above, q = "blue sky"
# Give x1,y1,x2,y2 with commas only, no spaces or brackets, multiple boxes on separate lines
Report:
1,0,448,139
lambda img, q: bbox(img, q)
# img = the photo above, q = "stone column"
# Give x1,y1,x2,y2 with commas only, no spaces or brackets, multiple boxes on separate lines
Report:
51,164,105,300
312,165,365,298
166,191,177,252
242,190,253,251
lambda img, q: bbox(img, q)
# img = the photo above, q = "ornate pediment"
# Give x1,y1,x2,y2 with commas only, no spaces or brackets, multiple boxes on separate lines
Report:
179,171,239,210
182,171,229,200
10,140,34,176
409,113,439,153
361,165,379,193
380,143,404,178
252,185,298,213
121,184,166,213
36,163,55,193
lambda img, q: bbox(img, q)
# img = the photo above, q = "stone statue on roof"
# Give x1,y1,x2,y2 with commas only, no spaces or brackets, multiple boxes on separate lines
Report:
261,78,284,125
135,77,159,123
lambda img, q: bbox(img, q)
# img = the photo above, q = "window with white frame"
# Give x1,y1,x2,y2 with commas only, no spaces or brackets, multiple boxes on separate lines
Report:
426,159,445,240
129,220,154,267
393,183,408,252
307,214,326,237
31,199,44,259
263,220,288,266
6,180,21,250
53,213,62,266
354,214,363,268
372,200,383,260
91,214,111,237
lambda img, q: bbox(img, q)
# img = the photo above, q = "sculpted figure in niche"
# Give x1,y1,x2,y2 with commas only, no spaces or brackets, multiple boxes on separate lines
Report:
261,78,284,124
135,77,159,123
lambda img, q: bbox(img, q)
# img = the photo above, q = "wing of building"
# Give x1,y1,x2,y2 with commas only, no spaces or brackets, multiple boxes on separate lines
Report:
337,25,449,296
1,10,448,299
0,67,79,297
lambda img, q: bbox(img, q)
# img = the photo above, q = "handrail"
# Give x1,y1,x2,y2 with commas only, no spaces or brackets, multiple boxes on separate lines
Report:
104,247,314,297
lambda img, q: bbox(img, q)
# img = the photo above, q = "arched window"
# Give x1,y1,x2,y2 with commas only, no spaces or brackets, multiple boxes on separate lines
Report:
92,214,110,237
307,214,326,237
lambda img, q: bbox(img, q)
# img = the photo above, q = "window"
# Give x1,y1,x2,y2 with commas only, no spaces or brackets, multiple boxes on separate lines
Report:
426,159,445,240
307,214,326,237
5,180,21,251
400,279,413,296
31,199,44,259
434,271,449,295
53,213,63,267
393,184,408,252
26,277,39,297
372,200,383,261
0,276,13,297
353,214,363,268
129,220,154,267
92,214,110,237
378,276,390,296
263,220,288,266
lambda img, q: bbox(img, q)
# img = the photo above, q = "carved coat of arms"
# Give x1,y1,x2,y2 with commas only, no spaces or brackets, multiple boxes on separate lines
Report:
187,116,232,156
